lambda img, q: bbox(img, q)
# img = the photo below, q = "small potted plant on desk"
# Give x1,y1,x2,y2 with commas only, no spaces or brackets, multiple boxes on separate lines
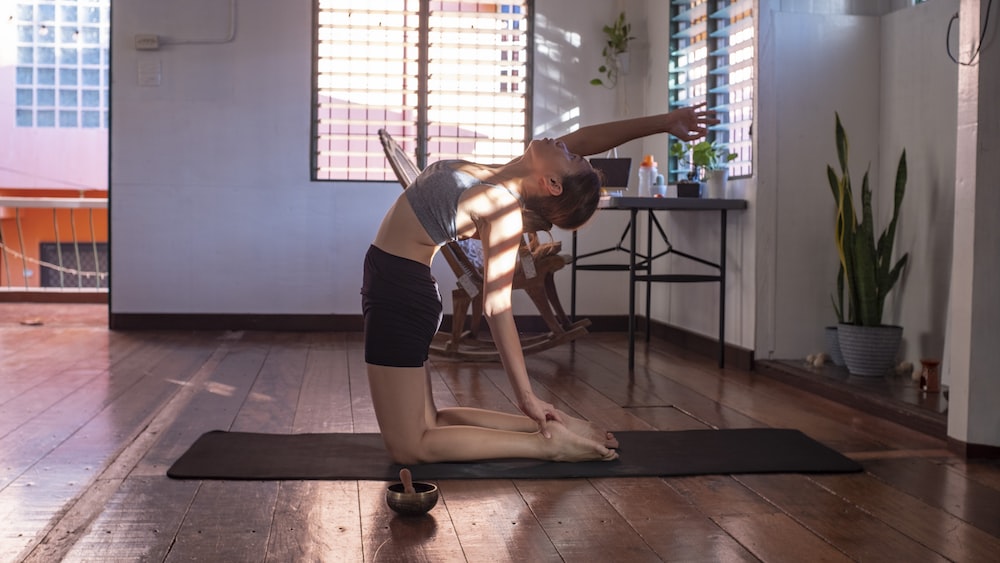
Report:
827,112,909,377
670,140,737,198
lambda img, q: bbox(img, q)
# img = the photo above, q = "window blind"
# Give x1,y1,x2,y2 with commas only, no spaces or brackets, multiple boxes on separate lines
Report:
313,0,531,181
669,0,753,181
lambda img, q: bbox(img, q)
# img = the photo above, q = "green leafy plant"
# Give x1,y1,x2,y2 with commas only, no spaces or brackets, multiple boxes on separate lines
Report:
669,140,736,181
827,112,909,327
590,12,635,88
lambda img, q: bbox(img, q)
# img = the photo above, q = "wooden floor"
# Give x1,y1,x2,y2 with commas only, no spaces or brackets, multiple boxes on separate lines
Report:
3,304,999,562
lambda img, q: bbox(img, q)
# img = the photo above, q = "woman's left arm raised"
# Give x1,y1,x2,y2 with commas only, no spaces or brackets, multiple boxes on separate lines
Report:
557,103,718,157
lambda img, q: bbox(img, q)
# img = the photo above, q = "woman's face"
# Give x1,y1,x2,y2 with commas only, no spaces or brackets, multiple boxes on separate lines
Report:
527,138,594,178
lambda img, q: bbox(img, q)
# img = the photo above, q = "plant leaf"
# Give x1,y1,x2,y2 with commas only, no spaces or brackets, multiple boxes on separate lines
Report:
835,112,849,175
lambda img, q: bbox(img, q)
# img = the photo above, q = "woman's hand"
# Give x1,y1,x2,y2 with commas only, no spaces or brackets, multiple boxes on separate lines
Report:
666,102,719,142
519,392,563,438
557,103,721,157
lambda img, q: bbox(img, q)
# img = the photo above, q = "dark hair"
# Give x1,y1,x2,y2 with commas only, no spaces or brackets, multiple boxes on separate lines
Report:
523,169,603,231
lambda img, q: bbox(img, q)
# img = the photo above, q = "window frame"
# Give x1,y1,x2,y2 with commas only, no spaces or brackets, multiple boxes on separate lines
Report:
668,0,753,183
310,0,534,183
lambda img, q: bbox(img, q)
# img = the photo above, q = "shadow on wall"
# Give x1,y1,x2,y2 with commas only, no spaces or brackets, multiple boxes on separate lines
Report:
531,12,588,138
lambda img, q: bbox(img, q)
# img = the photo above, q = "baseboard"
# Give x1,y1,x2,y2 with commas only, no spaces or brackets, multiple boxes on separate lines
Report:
109,313,364,331
107,312,749,368
948,437,1000,459
109,313,620,332
0,291,108,304
755,359,947,440
644,318,755,371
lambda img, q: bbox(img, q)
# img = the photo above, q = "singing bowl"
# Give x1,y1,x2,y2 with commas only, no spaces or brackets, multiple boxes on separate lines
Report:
386,481,439,516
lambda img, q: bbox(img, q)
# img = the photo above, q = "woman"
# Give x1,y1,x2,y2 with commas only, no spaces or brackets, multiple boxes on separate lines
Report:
362,104,717,464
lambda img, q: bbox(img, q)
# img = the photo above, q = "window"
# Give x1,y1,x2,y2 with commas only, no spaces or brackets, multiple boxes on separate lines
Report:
669,0,753,182
313,0,532,181
39,242,109,288
14,0,111,129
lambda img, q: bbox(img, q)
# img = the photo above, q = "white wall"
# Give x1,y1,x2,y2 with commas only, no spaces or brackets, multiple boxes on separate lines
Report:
753,0,958,362
757,9,883,360
109,0,629,316
881,1,959,363
946,0,1000,448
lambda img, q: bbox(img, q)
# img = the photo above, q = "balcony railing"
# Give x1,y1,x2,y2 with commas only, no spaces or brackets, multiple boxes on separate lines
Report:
0,195,109,302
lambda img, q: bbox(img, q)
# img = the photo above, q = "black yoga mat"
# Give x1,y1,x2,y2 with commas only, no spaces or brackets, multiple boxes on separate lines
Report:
167,429,862,481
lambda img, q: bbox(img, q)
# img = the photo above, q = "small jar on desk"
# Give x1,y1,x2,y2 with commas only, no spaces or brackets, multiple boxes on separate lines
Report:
650,173,667,197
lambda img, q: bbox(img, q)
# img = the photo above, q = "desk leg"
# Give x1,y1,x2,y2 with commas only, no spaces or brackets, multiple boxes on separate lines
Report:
571,231,578,322
628,208,638,372
645,210,653,342
718,210,727,368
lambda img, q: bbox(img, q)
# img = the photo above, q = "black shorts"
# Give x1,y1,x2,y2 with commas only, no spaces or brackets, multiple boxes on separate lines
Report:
361,245,443,367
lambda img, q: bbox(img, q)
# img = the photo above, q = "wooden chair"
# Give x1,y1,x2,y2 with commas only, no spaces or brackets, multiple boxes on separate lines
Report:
378,129,590,360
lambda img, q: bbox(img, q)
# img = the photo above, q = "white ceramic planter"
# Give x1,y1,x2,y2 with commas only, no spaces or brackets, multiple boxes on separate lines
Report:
705,168,728,198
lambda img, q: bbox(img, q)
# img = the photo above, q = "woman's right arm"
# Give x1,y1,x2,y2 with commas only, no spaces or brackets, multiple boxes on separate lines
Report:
557,103,717,157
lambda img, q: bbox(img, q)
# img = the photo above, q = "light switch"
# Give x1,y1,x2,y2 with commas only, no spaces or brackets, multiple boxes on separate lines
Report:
138,59,161,87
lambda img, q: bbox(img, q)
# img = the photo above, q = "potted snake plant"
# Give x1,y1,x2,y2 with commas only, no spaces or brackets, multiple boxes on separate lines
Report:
827,112,909,377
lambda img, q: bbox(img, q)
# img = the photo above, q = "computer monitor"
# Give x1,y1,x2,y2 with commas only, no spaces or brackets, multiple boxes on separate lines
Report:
589,157,632,191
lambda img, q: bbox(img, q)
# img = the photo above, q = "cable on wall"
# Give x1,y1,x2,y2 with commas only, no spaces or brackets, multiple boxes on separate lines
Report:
163,0,237,46
946,0,994,66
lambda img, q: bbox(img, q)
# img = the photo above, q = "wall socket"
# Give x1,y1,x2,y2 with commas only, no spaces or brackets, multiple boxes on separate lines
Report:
134,34,160,51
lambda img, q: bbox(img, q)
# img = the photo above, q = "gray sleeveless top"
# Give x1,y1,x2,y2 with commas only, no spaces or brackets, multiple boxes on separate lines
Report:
405,160,521,246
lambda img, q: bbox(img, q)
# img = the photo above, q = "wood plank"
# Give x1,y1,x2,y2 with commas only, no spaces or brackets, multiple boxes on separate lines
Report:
21,334,231,563
6,333,220,562
132,334,271,475
642,337,947,453
735,473,951,561
231,331,310,433
293,333,355,433
0,368,105,438
628,339,915,453
0,324,70,362
358,479,465,562
0,333,178,489
592,477,758,562
433,360,521,414
714,512,853,562
516,478,662,562
478,353,652,433
55,477,201,563
524,350,656,432
625,405,717,430
667,474,783,518
346,334,381,433
266,481,364,563
863,456,1000,538
570,337,769,431
164,480,280,563
814,470,1000,563
0,328,113,406
157,334,301,561
941,457,1000,493
438,479,561,561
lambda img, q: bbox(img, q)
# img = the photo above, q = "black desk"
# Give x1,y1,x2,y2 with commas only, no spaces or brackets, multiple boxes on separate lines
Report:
570,196,748,371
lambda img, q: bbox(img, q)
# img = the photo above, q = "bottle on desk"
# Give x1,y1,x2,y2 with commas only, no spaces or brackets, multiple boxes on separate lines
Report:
637,154,658,197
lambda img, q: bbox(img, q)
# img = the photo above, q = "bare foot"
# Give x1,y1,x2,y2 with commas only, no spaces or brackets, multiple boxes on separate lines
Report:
545,421,619,462
559,411,619,449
